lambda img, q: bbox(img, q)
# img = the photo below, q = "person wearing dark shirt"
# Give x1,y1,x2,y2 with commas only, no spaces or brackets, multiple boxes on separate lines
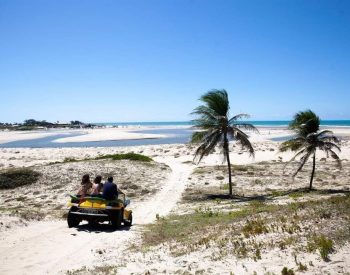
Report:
102,176,118,200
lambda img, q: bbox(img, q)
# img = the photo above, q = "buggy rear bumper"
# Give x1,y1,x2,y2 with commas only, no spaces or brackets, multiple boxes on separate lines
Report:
69,211,109,218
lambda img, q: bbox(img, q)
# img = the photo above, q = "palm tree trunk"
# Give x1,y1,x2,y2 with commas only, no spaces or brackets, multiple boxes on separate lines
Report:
224,134,233,196
309,153,316,190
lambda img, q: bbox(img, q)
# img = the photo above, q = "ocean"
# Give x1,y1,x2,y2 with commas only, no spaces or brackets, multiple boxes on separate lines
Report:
97,120,350,127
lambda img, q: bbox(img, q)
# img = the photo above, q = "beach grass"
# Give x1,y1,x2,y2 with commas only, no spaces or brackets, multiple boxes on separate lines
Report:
48,153,153,165
93,153,152,162
0,168,41,189
142,194,350,259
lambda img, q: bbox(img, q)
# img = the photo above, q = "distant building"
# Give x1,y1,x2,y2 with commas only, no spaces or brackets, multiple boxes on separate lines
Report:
55,121,70,125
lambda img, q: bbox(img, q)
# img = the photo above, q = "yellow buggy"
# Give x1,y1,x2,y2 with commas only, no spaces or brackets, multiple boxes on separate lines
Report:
67,192,132,228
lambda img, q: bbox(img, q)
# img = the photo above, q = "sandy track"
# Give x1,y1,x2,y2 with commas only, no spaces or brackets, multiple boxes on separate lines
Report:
0,158,192,275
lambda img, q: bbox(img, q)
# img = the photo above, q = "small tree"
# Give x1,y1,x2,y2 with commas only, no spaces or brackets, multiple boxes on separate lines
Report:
70,120,84,126
280,110,341,190
191,89,257,196
24,119,37,126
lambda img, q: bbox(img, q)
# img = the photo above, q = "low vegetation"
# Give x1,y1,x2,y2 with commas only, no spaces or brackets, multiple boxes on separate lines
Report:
281,267,295,275
185,160,347,201
0,168,41,189
307,234,334,261
66,265,119,275
143,195,350,261
93,153,153,162
0,157,168,222
49,153,153,165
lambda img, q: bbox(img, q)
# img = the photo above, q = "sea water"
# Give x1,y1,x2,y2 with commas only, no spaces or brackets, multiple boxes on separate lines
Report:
98,120,350,127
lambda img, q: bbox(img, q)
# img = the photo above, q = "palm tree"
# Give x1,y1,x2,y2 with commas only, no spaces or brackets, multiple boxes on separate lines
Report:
280,110,341,190
191,89,258,196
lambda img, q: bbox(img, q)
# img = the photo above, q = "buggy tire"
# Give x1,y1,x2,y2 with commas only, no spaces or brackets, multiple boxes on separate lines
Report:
88,220,98,226
67,208,80,228
124,213,132,226
110,209,122,228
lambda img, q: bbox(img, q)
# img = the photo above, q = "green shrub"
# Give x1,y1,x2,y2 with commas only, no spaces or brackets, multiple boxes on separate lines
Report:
242,218,269,237
232,165,248,172
289,192,303,199
220,183,230,190
248,200,266,208
297,262,307,271
94,153,152,162
318,236,334,260
0,168,41,189
194,207,219,217
307,234,334,261
63,157,78,163
281,267,294,275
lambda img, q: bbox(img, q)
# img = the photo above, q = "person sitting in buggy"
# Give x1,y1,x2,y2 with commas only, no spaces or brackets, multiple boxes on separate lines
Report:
77,174,92,197
102,176,119,200
90,175,103,196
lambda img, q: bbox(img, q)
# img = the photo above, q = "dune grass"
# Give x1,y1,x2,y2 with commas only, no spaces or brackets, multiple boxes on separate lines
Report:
142,195,350,260
0,168,41,189
48,153,153,165
93,153,152,162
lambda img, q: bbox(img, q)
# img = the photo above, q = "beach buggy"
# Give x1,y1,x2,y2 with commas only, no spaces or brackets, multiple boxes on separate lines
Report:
67,192,132,228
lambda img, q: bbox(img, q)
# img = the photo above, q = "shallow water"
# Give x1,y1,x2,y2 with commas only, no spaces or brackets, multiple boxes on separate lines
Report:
269,135,295,142
0,128,194,148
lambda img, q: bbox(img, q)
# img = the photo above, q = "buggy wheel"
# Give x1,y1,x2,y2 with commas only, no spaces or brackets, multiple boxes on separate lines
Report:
110,209,122,228
124,213,132,226
88,220,98,226
67,207,80,228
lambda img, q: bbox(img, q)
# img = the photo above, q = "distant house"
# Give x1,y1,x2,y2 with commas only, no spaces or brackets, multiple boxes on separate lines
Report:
55,121,70,125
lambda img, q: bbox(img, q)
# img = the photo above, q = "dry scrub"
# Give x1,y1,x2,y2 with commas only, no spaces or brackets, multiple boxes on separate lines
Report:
0,158,170,229
143,195,350,263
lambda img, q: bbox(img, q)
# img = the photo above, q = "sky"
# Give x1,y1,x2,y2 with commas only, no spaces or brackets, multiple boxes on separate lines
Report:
0,0,349,123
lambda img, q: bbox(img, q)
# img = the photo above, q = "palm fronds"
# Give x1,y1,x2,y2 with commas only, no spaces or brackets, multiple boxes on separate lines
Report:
191,89,257,196
228,127,255,157
280,110,342,189
289,110,320,137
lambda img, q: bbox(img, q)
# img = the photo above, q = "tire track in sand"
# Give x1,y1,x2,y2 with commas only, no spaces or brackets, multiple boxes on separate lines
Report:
0,158,192,275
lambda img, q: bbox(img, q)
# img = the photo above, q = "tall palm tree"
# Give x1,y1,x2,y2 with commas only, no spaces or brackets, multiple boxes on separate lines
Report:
191,89,258,196
280,110,341,190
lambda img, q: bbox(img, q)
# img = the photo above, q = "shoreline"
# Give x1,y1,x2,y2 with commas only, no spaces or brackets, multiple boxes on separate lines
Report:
0,127,167,145
0,126,350,148
1,131,349,169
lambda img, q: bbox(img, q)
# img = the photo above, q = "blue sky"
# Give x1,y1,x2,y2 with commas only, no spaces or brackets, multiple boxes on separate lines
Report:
0,0,349,123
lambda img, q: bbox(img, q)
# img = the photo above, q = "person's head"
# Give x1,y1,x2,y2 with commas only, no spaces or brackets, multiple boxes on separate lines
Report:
107,176,113,183
81,174,90,185
94,175,102,184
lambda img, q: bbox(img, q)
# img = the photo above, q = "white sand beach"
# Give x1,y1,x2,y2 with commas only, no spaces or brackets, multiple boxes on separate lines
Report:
2,0,349,273
0,127,167,145
0,127,349,274
0,130,62,144
53,128,167,143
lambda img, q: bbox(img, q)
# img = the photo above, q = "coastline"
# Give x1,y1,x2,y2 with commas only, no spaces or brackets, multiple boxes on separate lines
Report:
0,127,167,145
1,126,349,169
1,125,350,147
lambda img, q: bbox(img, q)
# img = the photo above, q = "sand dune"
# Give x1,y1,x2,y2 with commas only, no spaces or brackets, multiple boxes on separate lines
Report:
0,127,349,274
52,128,166,143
